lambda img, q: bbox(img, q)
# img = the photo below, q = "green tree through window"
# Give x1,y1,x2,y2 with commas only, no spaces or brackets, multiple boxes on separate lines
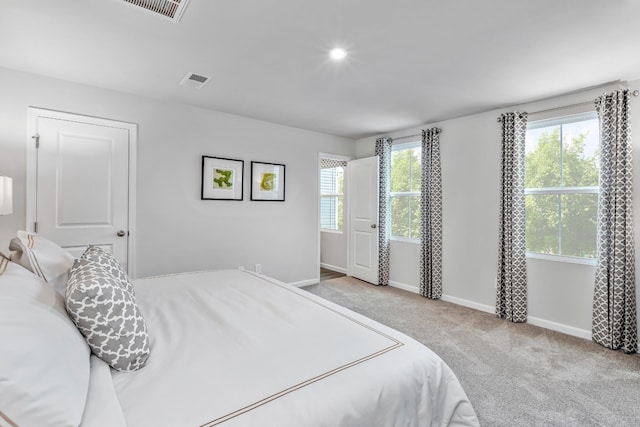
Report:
390,143,421,239
525,113,599,259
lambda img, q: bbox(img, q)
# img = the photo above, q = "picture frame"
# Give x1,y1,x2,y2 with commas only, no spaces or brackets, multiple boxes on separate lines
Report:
251,161,285,201
201,156,244,201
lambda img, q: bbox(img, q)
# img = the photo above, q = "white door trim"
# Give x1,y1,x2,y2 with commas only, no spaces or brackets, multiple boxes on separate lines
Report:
26,107,138,278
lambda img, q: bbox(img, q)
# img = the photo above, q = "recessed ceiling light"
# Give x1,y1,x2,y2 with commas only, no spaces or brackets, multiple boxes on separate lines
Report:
329,48,347,61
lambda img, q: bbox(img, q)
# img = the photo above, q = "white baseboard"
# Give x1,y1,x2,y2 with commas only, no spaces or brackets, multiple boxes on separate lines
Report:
527,316,592,340
440,294,495,315
389,280,419,294
441,294,593,340
320,263,347,274
389,280,496,315
388,280,595,342
289,278,319,288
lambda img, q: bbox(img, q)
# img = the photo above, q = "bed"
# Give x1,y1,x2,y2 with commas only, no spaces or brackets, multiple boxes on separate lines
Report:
1,232,479,427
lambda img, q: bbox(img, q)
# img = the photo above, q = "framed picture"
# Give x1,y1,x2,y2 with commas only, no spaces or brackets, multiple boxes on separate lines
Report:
201,156,244,201
251,161,285,201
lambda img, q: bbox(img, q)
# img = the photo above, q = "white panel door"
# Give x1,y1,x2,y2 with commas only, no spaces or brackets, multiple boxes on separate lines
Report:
347,156,379,284
32,113,131,271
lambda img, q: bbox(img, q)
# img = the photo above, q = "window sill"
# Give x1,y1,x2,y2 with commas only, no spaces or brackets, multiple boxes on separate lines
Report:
526,252,596,266
390,237,420,244
321,229,344,235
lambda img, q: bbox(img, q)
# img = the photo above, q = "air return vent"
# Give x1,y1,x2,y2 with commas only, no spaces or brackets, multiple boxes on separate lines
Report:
122,0,190,22
180,72,211,89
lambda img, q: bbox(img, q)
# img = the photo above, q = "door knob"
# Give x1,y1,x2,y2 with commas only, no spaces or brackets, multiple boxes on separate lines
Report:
116,230,126,237
370,224,377,229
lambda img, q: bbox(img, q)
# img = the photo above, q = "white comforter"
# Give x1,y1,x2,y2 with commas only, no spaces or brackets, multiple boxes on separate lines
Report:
81,270,478,426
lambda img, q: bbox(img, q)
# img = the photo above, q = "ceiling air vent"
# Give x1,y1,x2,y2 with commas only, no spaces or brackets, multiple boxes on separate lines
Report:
180,72,211,89
122,0,190,22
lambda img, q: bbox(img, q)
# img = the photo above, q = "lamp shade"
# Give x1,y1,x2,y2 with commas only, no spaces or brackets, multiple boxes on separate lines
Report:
0,176,13,215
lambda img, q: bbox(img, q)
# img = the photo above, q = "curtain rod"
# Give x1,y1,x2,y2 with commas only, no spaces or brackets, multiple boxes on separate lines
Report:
388,128,443,142
392,133,421,141
496,89,640,122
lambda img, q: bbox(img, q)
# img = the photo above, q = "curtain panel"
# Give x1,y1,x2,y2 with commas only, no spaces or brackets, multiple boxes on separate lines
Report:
496,112,528,323
420,128,443,299
592,89,638,353
320,158,348,169
375,137,392,286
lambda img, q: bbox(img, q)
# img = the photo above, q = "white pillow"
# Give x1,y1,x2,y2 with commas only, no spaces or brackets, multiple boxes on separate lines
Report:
0,256,91,426
9,230,75,295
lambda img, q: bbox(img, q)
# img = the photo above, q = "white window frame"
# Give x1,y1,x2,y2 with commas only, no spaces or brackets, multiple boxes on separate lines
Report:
390,141,421,242
525,111,599,265
319,155,348,233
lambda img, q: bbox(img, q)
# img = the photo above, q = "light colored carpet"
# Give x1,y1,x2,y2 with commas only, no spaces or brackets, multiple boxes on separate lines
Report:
302,276,640,426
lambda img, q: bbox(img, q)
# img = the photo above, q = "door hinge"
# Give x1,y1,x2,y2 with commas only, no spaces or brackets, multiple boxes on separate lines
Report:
34,221,38,233
32,133,40,149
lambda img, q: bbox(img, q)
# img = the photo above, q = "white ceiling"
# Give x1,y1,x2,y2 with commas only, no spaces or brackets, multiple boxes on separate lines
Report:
2,0,640,139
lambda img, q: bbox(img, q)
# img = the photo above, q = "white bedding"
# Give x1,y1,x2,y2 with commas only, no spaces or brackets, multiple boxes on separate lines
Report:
82,269,478,427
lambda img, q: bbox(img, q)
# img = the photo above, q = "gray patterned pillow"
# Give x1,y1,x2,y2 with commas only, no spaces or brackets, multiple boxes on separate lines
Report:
80,246,135,297
65,258,150,372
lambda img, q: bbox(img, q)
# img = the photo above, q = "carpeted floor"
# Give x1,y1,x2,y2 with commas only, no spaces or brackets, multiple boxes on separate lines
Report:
302,276,640,426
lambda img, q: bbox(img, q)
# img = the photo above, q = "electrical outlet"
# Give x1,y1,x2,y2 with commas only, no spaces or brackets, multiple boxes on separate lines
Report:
255,264,262,273
493,277,498,289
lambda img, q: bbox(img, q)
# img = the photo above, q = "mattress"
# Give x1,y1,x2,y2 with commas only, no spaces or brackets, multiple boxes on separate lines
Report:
81,269,479,426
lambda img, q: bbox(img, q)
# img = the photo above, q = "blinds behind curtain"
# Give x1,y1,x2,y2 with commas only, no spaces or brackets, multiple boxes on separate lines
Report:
319,158,347,231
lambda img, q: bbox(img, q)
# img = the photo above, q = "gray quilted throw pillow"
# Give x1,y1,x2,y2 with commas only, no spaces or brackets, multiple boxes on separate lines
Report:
65,258,150,372
81,246,135,297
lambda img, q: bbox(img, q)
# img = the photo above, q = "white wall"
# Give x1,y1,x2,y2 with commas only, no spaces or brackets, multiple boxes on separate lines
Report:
0,67,355,284
320,231,347,272
356,81,640,339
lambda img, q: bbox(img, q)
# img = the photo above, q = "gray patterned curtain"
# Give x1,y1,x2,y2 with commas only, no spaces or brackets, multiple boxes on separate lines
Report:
320,158,348,169
592,89,637,353
375,137,392,286
496,112,528,323
420,128,443,299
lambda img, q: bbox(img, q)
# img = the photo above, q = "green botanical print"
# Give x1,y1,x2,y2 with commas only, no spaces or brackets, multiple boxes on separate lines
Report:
260,173,275,191
213,168,233,189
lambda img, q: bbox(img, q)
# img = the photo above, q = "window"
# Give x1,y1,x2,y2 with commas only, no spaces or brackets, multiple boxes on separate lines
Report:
320,158,345,231
525,112,599,261
390,142,421,239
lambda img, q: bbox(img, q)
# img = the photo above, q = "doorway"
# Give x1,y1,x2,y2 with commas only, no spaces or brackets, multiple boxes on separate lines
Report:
318,154,379,284
318,154,350,281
